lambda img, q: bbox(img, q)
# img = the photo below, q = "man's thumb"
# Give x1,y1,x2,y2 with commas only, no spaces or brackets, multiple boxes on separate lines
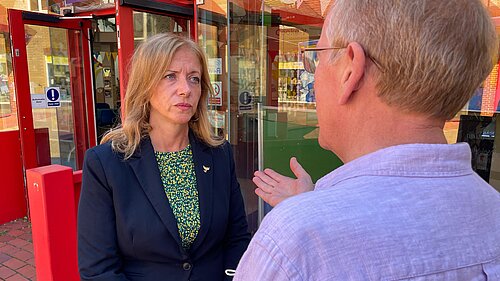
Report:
290,157,309,179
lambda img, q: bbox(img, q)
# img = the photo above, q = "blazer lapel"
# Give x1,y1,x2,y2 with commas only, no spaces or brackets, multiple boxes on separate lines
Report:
128,137,182,246
189,133,214,253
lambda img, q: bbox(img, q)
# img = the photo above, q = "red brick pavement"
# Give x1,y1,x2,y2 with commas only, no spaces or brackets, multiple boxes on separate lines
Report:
0,219,35,281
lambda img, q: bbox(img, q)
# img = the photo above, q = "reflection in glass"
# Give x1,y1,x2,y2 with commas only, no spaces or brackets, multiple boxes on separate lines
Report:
71,0,115,13
133,11,190,46
444,63,500,192
0,31,18,131
199,22,227,137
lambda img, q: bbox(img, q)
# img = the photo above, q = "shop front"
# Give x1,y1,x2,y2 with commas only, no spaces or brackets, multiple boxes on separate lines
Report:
0,0,499,231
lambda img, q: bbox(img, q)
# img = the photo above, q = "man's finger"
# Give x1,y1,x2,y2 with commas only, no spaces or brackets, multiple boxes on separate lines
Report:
255,188,278,207
254,170,279,187
252,176,274,194
263,168,290,182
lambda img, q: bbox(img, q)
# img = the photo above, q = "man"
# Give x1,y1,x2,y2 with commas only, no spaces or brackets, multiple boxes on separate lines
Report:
234,0,500,280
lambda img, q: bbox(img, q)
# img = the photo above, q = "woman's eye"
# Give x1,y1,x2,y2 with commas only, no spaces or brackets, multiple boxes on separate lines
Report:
190,76,201,84
164,73,175,80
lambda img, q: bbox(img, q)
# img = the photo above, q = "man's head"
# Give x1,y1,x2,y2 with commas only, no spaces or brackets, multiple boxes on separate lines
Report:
325,0,497,119
314,0,497,157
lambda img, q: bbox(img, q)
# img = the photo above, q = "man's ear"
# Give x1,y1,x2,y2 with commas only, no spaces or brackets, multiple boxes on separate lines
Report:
338,42,366,105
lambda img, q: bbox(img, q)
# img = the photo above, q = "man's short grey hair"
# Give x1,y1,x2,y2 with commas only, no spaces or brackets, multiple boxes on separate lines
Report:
325,0,498,120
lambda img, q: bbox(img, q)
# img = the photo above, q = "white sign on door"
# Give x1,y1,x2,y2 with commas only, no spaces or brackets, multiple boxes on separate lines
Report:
208,58,222,75
31,94,47,109
209,82,222,106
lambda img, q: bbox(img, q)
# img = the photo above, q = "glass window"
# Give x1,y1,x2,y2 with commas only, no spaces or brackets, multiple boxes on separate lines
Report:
0,9,18,132
29,0,39,11
93,18,120,142
133,11,190,46
225,0,337,222
198,21,227,137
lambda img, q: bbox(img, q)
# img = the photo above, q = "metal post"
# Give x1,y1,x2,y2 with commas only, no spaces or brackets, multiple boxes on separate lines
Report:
257,102,265,225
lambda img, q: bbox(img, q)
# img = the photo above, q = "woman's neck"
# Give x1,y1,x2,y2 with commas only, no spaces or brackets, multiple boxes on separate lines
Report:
149,125,190,152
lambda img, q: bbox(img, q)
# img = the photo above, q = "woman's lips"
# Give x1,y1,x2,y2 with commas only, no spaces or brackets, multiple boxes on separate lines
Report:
175,103,192,111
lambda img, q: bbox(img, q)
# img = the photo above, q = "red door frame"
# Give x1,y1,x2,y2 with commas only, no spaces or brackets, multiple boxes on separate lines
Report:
8,9,96,170
116,4,134,113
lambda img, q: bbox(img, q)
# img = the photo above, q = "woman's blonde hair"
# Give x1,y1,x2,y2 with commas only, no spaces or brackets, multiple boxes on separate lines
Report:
101,33,223,159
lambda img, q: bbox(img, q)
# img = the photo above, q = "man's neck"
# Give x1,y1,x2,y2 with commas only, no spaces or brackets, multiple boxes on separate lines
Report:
339,109,448,163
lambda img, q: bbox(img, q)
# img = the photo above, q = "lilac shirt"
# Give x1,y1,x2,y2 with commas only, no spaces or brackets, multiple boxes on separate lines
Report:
235,143,500,280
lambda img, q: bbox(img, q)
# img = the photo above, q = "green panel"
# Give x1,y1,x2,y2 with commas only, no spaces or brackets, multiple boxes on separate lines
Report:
262,109,343,182
263,13,272,26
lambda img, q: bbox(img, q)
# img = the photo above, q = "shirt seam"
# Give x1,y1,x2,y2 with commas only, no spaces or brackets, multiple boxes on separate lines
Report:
325,171,474,188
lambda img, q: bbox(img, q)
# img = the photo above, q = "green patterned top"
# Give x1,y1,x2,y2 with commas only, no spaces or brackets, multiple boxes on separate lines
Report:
155,144,200,250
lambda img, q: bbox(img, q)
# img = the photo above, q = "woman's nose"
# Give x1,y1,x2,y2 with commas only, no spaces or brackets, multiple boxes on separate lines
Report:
177,77,191,96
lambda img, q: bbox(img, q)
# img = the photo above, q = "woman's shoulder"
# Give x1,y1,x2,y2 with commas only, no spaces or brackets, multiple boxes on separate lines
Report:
209,141,235,164
85,141,126,163
86,141,113,156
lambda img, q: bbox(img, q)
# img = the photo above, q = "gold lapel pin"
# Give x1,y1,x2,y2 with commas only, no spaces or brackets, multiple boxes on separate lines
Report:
203,165,210,173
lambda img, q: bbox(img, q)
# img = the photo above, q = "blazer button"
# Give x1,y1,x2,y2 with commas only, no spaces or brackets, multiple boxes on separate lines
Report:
182,262,192,271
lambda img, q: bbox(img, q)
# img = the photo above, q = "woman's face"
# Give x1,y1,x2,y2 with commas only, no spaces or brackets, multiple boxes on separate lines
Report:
149,46,202,128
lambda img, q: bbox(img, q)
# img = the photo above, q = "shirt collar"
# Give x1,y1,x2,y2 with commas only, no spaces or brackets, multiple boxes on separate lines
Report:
316,143,474,190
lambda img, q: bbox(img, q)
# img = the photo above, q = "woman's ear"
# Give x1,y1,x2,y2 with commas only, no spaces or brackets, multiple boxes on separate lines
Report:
338,42,366,105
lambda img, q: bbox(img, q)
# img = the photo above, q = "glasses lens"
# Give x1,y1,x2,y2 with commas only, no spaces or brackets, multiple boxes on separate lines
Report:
303,50,317,74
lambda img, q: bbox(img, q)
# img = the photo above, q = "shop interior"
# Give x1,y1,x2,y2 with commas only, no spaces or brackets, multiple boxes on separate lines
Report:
92,17,120,142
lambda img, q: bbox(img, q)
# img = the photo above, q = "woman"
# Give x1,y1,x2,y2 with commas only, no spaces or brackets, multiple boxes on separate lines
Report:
78,33,250,281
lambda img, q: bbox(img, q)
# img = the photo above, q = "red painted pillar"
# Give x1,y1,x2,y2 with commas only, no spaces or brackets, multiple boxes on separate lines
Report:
0,130,27,224
26,165,80,281
192,1,198,42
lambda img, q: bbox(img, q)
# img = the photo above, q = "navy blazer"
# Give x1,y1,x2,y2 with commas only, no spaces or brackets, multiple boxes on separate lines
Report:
78,133,251,281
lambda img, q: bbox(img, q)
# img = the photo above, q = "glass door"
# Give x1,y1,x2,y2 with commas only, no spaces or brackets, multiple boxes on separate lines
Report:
9,9,95,170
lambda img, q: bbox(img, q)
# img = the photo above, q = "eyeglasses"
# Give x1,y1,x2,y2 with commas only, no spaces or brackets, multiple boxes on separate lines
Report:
300,46,384,74
301,47,344,74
